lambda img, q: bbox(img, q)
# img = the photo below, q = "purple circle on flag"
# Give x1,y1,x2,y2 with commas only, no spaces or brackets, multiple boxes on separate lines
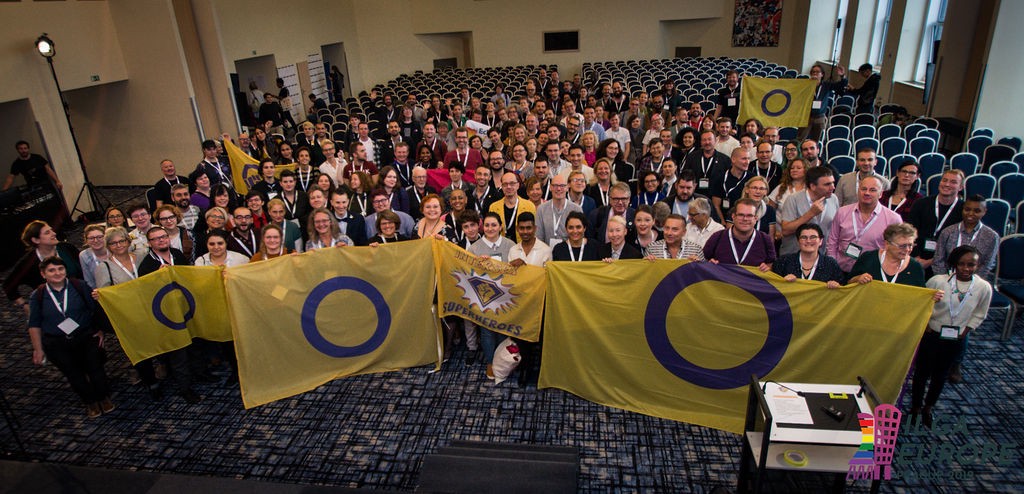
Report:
151,282,196,330
761,89,792,117
301,276,390,358
644,263,792,389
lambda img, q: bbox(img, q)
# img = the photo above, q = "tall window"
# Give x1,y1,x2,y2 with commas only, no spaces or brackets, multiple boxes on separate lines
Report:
830,0,851,62
915,0,947,82
868,0,893,68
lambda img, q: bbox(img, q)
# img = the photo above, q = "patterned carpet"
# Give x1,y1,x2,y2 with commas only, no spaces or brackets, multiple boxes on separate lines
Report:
1,187,1021,493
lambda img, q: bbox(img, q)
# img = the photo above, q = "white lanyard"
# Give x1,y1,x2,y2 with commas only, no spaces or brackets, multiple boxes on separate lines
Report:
568,239,586,262
673,199,687,215
552,202,568,234
701,155,714,176
413,187,425,205
851,205,881,243
653,157,664,174
206,161,227,182
380,236,387,244
151,250,174,266
165,177,179,186
598,187,609,207
878,251,905,284
542,181,551,200
111,255,138,280
956,223,981,247
641,192,659,206
756,162,773,180
233,230,256,257
504,198,520,232
355,194,367,214
724,169,746,197
475,186,491,210
396,163,411,185
279,221,288,242
887,194,906,211
283,191,298,217
297,167,313,191
429,137,437,151
728,228,755,265
948,275,976,324
934,198,958,236
456,149,470,168
800,253,819,280
46,284,69,317
806,191,825,224
449,215,465,242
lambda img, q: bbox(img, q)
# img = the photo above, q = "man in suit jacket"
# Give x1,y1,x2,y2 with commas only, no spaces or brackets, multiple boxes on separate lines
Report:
588,182,635,242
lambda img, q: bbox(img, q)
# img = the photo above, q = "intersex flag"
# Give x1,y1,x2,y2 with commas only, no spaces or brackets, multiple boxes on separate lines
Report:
539,260,935,434
224,140,296,194
97,265,233,364
737,76,817,128
433,240,546,342
225,239,440,408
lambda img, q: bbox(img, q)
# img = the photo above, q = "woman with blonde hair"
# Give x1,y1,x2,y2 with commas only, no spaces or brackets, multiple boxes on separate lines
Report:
586,158,617,208
581,130,599,166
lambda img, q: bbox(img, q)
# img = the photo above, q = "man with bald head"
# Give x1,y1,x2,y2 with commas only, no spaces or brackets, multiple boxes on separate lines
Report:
535,174,582,247
826,175,903,272
489,172,537,242
710,147,751,222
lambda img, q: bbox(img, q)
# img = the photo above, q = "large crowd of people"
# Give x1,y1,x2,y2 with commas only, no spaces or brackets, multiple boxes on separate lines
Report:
4,64,994,428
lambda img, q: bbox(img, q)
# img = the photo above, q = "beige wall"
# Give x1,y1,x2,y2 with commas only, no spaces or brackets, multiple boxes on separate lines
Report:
213,0,366,93
0,1,130,211
61,0,201,188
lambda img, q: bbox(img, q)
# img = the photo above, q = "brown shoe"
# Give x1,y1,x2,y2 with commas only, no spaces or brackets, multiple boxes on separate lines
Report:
485,364,495,379
948,364,963,384
99,398,115,414
86,403,102,419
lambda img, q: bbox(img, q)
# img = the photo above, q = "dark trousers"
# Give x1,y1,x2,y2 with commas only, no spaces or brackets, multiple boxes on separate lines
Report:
911,331,962,408
42,332,109,404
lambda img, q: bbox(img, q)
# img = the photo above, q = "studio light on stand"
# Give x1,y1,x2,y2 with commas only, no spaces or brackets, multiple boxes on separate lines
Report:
36,33,108,222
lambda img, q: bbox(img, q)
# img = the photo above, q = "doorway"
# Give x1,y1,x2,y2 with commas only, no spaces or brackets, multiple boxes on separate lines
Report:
234,54,278,128
321,42,352,102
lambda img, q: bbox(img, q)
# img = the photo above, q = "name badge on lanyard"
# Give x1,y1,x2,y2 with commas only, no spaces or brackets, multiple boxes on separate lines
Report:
47,286,79,335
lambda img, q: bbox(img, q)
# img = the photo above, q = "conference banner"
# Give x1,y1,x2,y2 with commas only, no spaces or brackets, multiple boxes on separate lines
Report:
97,265,233,364
737,76,817,128
433,240,546,343
225,240,440,408
539,260,935,434
224,140,296,194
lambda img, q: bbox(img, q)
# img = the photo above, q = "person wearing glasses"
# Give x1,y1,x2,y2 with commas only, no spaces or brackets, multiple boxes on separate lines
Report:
93,226,161,399
305,208,353,250
126,204,154,255
152,205,194,263
588,182,635,243
703,199,775,270
488,172,537,243
226,206,260,258
78,224,109,290
683,197,724,248
773,223,845,287
726,176,777,240
880,161,922,222
848,223,928,288
137,226,200,404
364,189,416,239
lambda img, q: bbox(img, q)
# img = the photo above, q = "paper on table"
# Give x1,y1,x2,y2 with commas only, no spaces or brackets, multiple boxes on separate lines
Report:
770,393,814,425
